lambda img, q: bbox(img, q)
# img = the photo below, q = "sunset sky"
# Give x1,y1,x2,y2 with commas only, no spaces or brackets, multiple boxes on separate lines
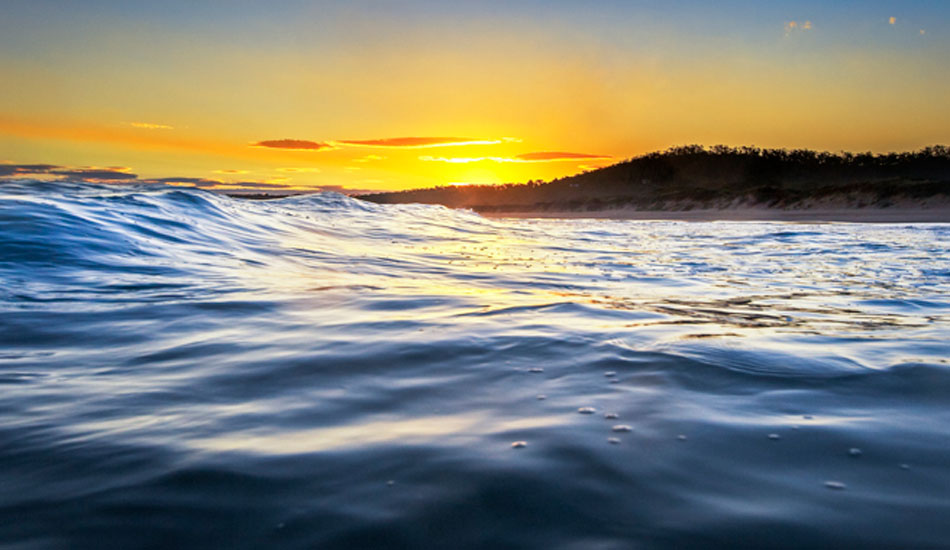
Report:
2,1,949,193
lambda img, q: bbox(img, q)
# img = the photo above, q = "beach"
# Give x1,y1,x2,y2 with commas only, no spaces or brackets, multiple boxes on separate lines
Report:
478,205,950,223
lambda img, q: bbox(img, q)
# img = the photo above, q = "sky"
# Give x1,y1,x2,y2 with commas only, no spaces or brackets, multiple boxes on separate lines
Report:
1,0,949,193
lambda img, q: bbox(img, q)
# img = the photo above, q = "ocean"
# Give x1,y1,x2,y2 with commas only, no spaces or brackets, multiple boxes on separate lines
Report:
2,181,949,549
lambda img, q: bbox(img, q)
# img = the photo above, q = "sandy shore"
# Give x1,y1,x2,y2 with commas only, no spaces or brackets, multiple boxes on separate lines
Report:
478,206,950,223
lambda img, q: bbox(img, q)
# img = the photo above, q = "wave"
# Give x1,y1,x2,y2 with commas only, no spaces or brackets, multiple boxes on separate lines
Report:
2,180,950,548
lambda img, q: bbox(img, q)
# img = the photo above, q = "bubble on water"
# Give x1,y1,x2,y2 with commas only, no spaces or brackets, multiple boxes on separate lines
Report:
529,367,544,373
604,412,619,419
768,433,781,440
824,481,846,490
604,371,617,377
848,447,862,457
578,407,596,414
607,437,621,445
536,394,547,400
511,441,527,449
612,425,632,432
677,435,688,441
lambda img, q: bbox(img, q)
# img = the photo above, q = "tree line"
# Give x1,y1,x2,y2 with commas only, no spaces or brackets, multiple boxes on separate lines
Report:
357,145,950,211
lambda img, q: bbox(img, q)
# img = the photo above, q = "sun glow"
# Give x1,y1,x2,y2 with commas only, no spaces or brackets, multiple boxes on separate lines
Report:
2,3,949,193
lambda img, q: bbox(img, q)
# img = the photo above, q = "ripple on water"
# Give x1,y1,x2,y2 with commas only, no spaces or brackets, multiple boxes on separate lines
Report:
2,181,950,549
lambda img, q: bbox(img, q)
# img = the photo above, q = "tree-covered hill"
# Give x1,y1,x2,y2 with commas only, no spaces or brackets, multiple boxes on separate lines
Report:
356,145,950,212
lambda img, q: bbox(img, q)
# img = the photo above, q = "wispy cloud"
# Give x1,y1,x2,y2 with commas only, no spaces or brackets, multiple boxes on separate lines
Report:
353,154,386,163
0,163,138,181
311,184,360,195
252,139,333,151
130,122,174,130
1,162,296,193
139,177,295,192
202,181,292,190
337,137,511,148
0,163,60,177
276,167,321,173
138,177,297,194
515,151,611,162
150,177,221,187
213,169,250,174
52,167,137,180
419,151,611,164
785,20,813,36
250,136,517,152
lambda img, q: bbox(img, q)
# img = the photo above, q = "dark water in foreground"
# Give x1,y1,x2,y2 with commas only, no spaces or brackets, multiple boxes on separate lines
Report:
2,181,950,549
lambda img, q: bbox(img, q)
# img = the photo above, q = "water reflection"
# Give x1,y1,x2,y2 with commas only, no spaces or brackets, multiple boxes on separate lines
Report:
1,182,949,548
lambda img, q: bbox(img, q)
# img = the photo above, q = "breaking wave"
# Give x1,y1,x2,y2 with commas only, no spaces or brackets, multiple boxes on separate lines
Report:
2,180,950,549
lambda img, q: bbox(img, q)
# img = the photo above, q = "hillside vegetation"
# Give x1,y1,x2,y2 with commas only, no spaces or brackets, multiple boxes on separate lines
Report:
357,145,950,212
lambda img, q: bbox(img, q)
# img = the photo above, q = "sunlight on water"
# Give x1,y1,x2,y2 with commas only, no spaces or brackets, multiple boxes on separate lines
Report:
188,412,566,455
1,181,949,549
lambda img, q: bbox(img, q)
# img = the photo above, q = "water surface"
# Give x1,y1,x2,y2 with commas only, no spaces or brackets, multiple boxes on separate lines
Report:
2,181,949,549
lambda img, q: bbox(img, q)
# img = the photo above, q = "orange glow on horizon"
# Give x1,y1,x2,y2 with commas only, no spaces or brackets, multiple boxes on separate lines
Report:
2,3,948,194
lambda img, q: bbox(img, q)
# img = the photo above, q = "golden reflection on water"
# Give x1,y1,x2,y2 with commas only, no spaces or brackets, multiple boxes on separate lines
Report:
221,202,947,348
187,412,564,455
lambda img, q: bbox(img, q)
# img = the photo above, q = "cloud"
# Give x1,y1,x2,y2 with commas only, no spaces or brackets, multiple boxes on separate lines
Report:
307,184,377,195
276,167,321,173
145,177,297,193
51,167,138,181
785,20,813,35
1,163,139,182
206,181,293,190
251,136,518,152
515,151,612,162
130,122,174,130
419,156,497,164
213,169,250,174
353,154,386,163
252,139,333,151
419,151,611,164
337,137,508,148
889,16,897,25
0,163,60,176
149,176,221,187
1,160,314,194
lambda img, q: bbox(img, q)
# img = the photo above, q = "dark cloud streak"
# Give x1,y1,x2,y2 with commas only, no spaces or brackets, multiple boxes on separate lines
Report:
2,162,300,193
252,139,332,151
0,163,61,176
0,164,138,180
51,168,138,180
338,137,500,148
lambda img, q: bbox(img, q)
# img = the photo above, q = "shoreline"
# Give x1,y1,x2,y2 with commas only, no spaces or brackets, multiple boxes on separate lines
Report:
476,206,950,223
